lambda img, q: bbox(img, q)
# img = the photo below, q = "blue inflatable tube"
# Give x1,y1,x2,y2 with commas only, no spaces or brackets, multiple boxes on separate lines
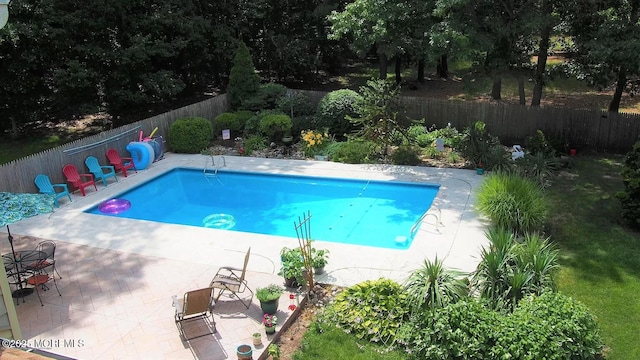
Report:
126,142,155,170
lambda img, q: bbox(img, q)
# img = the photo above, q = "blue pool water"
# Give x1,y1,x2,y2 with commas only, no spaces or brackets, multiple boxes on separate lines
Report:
85,168,440,249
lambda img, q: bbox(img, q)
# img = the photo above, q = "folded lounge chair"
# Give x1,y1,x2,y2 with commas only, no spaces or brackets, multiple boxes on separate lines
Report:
172,287,216,340
209,247,253,309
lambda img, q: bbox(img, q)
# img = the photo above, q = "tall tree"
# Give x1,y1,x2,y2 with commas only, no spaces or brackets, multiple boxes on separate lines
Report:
563,0,640,112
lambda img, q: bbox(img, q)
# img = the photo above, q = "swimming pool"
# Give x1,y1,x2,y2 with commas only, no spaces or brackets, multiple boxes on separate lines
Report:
85,168,440,249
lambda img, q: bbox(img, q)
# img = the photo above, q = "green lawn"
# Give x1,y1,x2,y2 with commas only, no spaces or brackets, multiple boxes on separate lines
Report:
549,154,640,360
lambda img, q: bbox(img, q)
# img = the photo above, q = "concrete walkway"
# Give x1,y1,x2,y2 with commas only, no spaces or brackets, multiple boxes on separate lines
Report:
3,154,489,359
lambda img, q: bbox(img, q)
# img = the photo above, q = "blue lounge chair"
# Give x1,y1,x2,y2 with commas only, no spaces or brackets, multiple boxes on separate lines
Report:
84,156,118,187
34,174,72,207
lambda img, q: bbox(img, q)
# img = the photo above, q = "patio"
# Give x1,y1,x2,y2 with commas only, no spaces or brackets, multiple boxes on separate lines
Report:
2,154,488,359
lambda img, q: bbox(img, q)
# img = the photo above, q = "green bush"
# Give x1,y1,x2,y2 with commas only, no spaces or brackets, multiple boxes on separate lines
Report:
242,82,289,111
243,135,267,155
459,121,501,168
259,114,292,142
317,279,410,346
404,256,469,312
213,112,241,139
616,140,640,229
168,117,213,153
401,299,499,359
277,91,314,117
331,140,377,164
476,172,549,235
316,89,362,139
525,129,556,157
390,145,422,166
493,292,604,359
227,41,261,110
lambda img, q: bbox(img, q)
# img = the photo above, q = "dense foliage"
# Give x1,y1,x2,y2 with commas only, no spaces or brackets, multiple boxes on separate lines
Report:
315,89,362,139
475,172,549,234
168,117,213,153
228,42,261,110
616,140,640,229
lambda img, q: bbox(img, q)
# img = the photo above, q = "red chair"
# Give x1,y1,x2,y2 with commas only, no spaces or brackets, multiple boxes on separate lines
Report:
62,164,97,196
106,148,137,177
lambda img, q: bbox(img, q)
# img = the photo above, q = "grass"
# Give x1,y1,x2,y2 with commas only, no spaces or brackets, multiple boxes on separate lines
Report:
548,154,640,360
293,326,409,360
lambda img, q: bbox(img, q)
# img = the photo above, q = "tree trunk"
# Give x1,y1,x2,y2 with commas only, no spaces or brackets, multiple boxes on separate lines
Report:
609,68,626,112
378,52,388,79
436,54,448,78
9,116,18,139
531,0,552,107
395,55,402,84
518,76,526,105
491,78,502,100
417,58,425,84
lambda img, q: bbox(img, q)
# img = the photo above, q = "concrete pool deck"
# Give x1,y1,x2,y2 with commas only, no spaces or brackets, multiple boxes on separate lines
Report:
2,154,489,359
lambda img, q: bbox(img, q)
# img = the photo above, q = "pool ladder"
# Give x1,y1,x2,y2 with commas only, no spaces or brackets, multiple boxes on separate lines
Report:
410,206,443,237
204,155,226,176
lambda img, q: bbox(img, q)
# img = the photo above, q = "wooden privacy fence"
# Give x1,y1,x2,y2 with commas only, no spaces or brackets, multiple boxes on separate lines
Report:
2,89,640,194
0,95,228,194
295,89,640,152
398,96,640,153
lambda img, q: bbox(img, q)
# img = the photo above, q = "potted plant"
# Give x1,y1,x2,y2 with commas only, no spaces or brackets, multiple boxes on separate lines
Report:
252,332,262,346
256,284,283,315
278,247,305,287
263,313,278,335
311,248,330,274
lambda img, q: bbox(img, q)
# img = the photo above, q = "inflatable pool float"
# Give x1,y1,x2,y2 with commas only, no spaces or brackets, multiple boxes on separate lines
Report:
126,142,155,170
98,199,131,214
202,213,236,230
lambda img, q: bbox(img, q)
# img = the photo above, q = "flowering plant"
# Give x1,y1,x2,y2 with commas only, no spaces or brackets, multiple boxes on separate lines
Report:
301,129,330,157
263,313,278,327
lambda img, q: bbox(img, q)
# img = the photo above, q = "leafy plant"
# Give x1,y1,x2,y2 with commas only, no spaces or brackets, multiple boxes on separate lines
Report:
459,121,500,168
616,140,640,229
316,279,410,347
168,117,213,153
243,135,267,155
213,112,242,139
311,248,330,268
256,284,284,302
331,139,378,164
315,89,362,139
475,172,549,235
349,79,406,154
279,247,305,285
404,256,469,312
268,343,281,360
390,145,422,166
277,91,314,117
259,114,292,142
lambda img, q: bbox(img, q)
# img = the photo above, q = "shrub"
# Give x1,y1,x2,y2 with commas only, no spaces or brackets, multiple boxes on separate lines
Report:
390,145,422,166
227,41,261,110
525,129,556,157
168,117,213,153
277,91,314,117
616,140,640,229
475,172,549,234
404,256,469,312
317,279,410,346
401,299,499,359
259,114,292,142
459,121,500,168
243,135,267,155
315,89,362,139
244,109,283,137
331,139,377,164
242,82,288,111
493,292,604,359
472,227,559,311
213,112,241,139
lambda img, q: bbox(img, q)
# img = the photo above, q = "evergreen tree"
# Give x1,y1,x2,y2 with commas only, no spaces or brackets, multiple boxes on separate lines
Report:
227,41,261,110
